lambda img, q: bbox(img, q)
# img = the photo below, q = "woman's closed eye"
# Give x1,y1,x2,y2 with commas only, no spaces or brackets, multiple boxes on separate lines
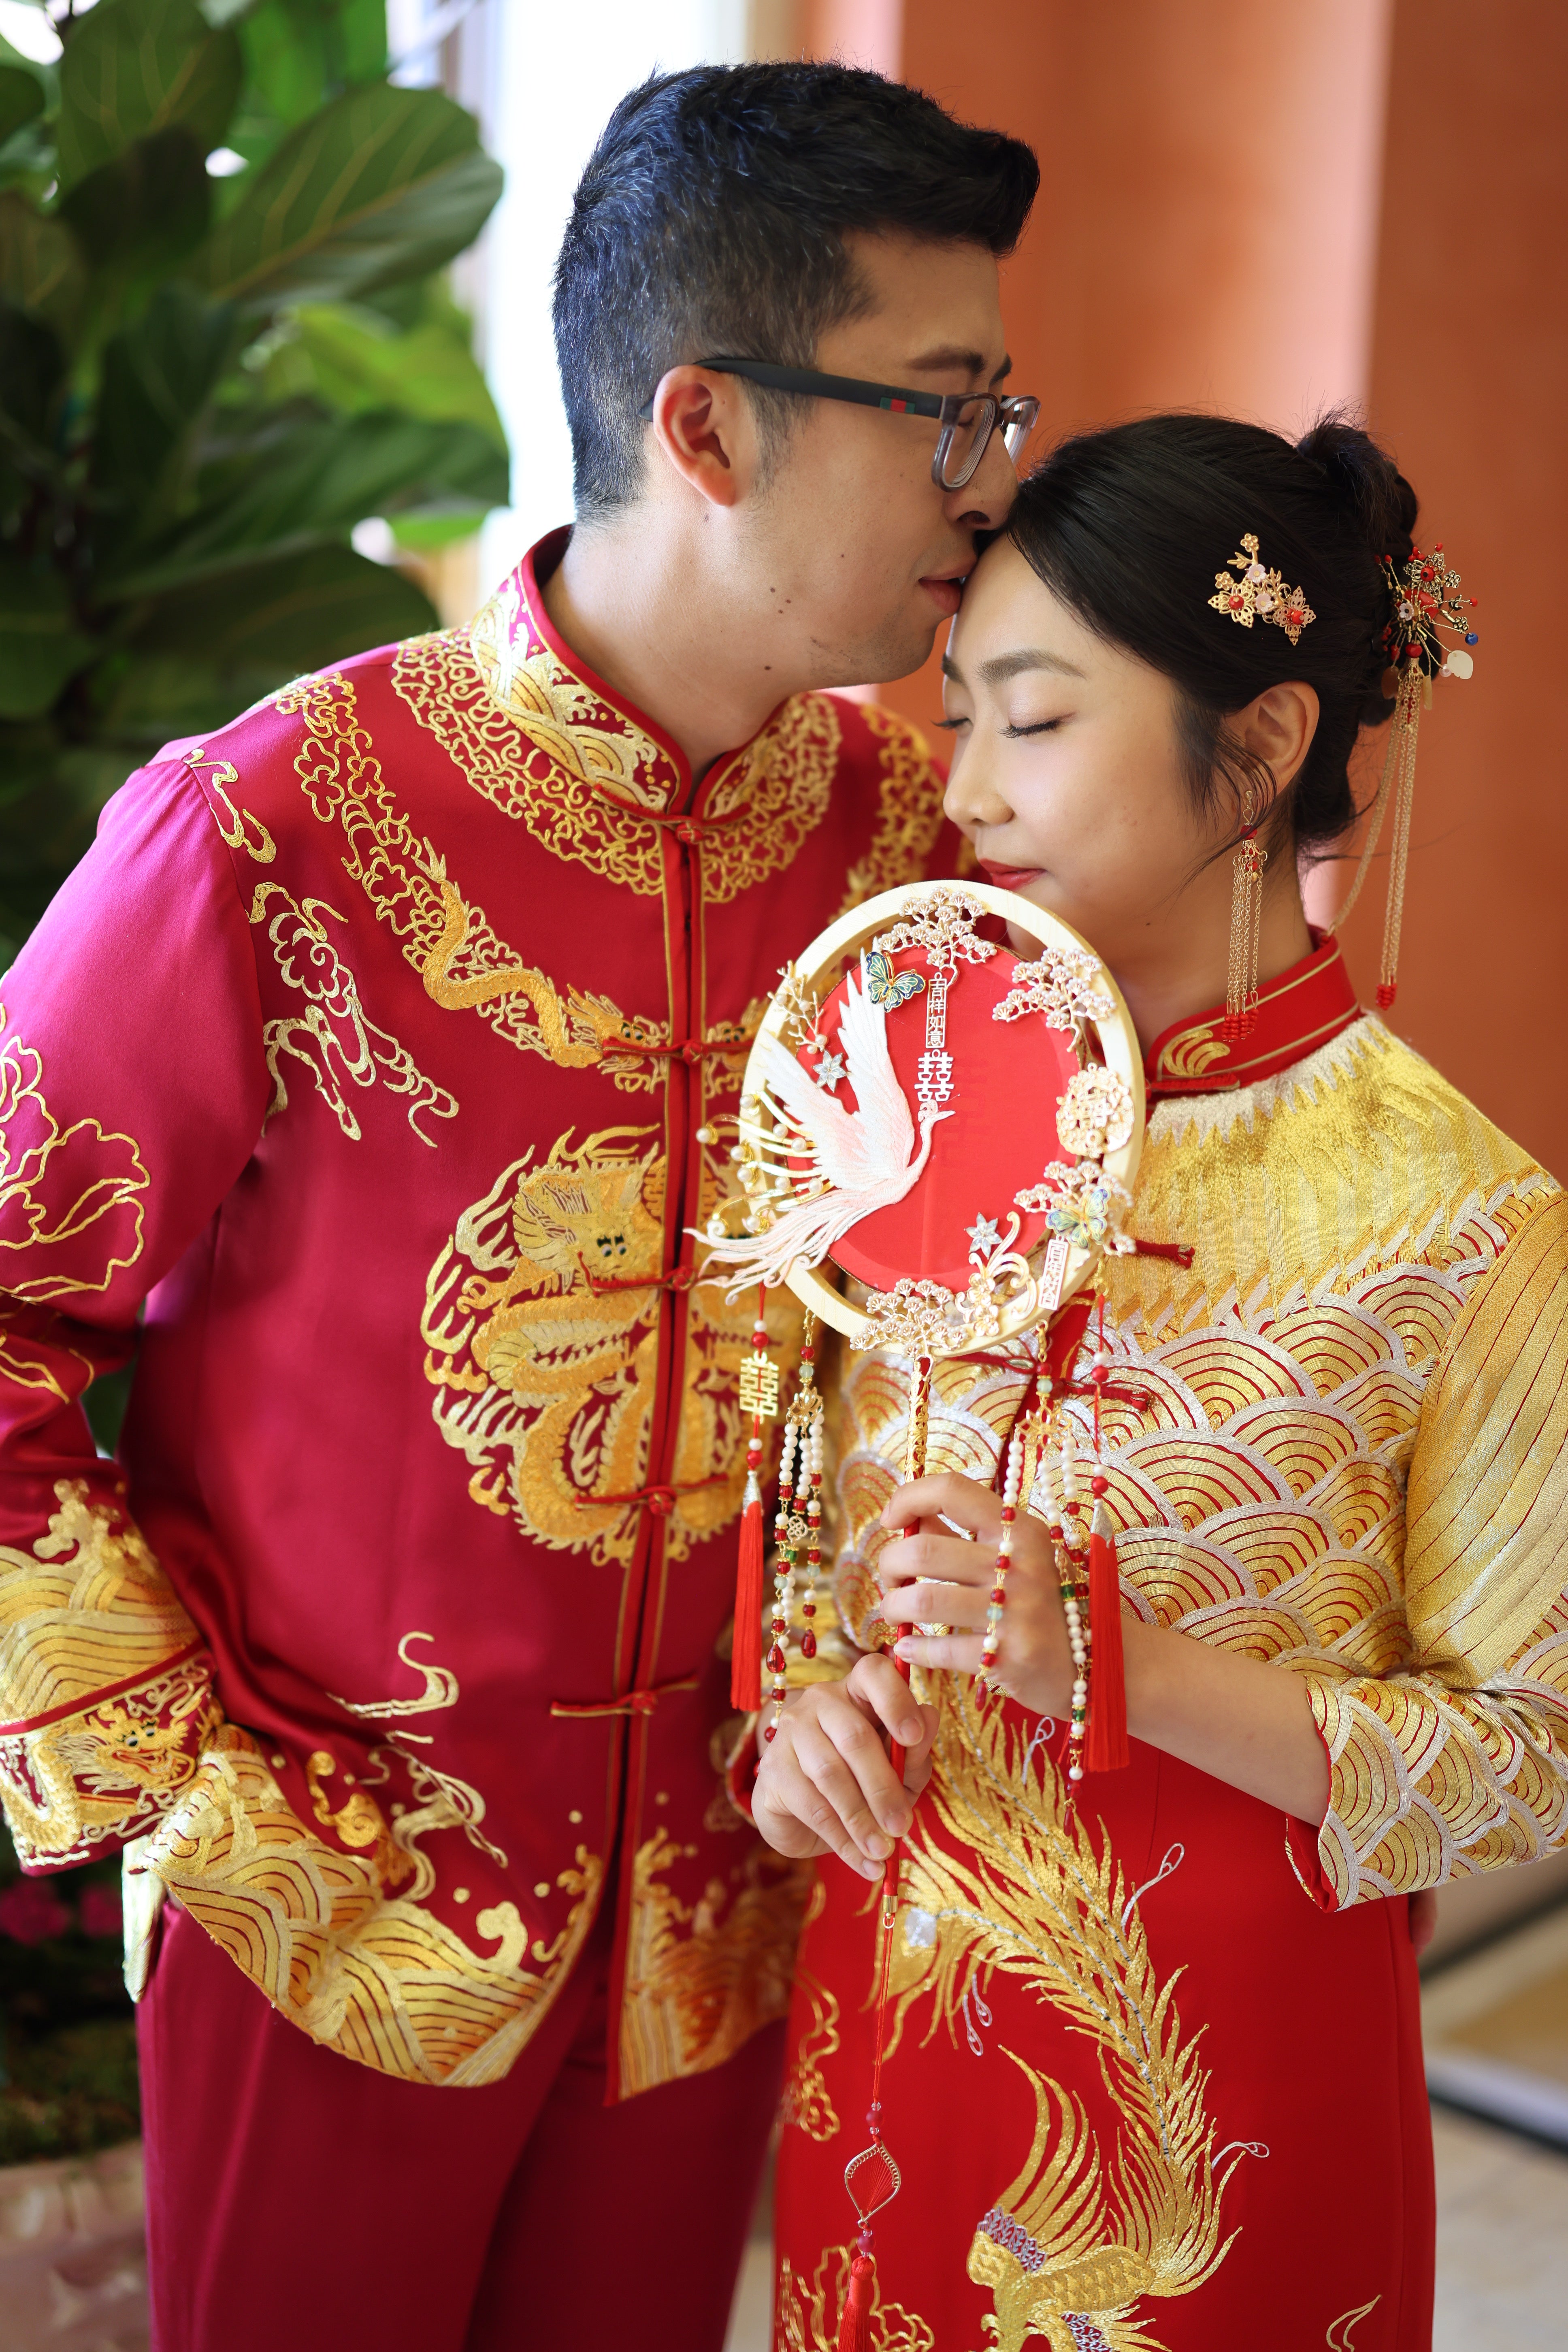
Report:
1004,716,1065,737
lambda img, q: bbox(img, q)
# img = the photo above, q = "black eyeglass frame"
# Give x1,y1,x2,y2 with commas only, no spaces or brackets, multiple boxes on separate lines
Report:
637,358,1041,490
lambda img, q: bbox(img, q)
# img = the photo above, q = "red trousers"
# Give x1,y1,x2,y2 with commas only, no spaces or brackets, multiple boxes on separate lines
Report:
138,1903,782,2351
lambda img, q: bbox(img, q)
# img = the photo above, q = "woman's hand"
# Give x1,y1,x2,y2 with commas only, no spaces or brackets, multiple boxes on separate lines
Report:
879,1471,1073,1715
753,1653,938,1881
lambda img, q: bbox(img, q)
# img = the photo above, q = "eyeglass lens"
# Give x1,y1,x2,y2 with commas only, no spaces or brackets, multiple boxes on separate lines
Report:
937,398,1039,489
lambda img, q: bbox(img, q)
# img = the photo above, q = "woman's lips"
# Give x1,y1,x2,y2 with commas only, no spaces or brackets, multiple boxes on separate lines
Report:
919,574,964,617
978,859,1043,891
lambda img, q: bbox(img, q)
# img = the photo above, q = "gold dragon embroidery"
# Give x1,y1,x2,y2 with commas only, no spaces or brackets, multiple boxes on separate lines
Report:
249,884,458,1147
889,1681,1238,2352
270,671,659,1093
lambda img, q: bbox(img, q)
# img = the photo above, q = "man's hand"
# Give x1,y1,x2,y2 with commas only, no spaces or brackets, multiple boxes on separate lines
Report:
753,1654,938,1881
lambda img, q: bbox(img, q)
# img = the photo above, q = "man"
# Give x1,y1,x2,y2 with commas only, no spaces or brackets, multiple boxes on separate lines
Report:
0,61,1036,2352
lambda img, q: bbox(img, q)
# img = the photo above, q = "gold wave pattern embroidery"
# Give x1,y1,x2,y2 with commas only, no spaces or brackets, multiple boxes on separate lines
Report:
422,1125,802,1566
617,1824,813,2098
249,884,458,1148
270,671,658,1093
836,702,947,915
141,1724,603,2086
0,1482,215,1865
1147,1019,1229,1084
888,1683,1236,2352
778,2248,935,2351
832,1019,1568,1921
392,593,842,903
0,1016,148,1303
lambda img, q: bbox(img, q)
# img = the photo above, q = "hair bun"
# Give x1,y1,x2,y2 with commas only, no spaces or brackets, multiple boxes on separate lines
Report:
1295,415,1418,567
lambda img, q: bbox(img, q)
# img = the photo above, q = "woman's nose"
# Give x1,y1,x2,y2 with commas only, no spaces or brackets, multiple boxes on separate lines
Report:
942,732,1013,832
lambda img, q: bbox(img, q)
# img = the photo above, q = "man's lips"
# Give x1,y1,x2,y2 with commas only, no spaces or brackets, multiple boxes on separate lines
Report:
978,859,1043,891
918,570,966,617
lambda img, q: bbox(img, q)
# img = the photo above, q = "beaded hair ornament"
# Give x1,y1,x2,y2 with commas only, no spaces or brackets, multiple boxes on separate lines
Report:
702,879,1150,2348
1329,543,1477,1006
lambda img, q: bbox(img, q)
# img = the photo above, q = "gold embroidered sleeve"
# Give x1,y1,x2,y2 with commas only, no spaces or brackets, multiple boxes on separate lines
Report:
1306,1191,1568,1906
0,1481,222,1870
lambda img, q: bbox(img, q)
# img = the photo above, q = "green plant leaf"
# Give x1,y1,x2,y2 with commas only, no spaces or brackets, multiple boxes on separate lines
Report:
128,539,435,675
226,0,388,166
286,294,506,449
60,126,212,285
0,559,94,720
193,83,501,311
0,296,64,450
92,282,236,536
0,65,44,147
0,191,86,336
103,409,506,594
56,0,241,192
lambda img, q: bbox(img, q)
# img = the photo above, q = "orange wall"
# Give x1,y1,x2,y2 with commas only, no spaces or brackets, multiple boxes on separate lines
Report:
802,1,1567,1171
1341,0,1568,1174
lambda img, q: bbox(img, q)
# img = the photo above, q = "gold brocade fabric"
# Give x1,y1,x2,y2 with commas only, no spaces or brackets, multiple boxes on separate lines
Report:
827,1016,1568,1908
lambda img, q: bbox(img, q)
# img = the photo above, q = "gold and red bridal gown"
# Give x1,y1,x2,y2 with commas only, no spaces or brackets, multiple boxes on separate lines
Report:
773,935,1568,2352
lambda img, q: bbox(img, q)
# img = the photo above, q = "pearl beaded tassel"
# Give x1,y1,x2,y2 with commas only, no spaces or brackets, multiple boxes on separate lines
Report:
801,1418,824,1662
763,1422,799,1742
980,1435,1023,1674
1057,1430,1091,1785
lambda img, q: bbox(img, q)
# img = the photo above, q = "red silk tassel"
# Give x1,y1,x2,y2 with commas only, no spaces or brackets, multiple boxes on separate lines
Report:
1085,1493,1129,1772
836,2253,876,2351
730,1485,765,1711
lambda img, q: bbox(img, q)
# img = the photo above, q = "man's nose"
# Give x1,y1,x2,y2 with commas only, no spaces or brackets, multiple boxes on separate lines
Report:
943,426,1019,534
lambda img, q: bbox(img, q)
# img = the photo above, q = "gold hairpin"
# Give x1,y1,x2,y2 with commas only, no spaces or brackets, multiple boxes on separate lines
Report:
1208,533,1316,646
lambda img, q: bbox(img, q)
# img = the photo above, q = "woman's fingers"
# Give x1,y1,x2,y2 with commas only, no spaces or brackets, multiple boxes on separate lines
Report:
879,1577,986,1629
754,1745,883,1877
847,1651,930,1751
881,1472,1003,1538
877,1528,993,1594
894,1628,987,1676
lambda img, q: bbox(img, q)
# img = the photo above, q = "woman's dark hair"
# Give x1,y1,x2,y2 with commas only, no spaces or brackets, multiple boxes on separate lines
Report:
555,63,1038,523
1005,413,1418,859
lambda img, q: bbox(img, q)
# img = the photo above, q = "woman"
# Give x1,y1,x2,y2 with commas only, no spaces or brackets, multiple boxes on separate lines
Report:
753,415,1568,2351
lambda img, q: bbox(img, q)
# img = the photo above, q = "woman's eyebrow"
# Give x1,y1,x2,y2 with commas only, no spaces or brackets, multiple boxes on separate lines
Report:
943,648,1087,688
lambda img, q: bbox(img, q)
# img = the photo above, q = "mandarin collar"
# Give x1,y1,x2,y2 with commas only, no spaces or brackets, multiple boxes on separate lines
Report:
470,529,797,819
1143,929,1362,1098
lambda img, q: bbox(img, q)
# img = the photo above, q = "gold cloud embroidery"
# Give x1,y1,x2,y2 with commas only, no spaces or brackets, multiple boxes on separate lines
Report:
0,1018,149,1302
249,883,457,1148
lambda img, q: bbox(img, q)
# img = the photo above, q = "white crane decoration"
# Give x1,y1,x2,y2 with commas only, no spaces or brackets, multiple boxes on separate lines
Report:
701,958,951,1297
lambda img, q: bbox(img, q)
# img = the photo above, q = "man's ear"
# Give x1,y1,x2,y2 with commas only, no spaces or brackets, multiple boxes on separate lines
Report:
1234,680,1320,790
646,366,758,511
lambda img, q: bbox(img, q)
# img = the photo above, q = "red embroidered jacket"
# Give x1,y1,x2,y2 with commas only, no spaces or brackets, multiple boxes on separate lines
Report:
0,533,946,2095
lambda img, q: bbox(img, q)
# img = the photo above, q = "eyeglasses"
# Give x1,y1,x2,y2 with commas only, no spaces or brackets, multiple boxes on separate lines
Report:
639,359,1041,491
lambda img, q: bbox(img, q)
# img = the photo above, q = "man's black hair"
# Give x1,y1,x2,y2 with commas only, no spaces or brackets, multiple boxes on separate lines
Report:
553,62,1040,523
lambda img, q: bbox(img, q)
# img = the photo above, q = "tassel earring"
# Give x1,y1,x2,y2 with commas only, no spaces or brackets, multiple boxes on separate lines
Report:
1224,784,1266,1044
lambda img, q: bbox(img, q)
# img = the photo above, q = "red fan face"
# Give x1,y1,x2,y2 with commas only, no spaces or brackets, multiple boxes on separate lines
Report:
789,942,1082,1294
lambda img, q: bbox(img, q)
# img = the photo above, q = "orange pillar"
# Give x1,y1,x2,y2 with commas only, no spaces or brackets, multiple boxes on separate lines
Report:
1338,0,1568,1174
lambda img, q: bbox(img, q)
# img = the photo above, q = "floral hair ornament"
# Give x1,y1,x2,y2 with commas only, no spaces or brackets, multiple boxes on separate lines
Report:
1208,531,1317,646
1330,543,1477,1007
1204,532,1316,1040
698,879,1147,2347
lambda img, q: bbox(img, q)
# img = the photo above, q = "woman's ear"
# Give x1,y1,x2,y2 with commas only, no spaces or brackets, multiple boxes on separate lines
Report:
1233,681,1320,790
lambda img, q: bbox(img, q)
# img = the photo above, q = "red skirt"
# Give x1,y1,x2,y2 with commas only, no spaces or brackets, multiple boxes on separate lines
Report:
774,1698,1433,2352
